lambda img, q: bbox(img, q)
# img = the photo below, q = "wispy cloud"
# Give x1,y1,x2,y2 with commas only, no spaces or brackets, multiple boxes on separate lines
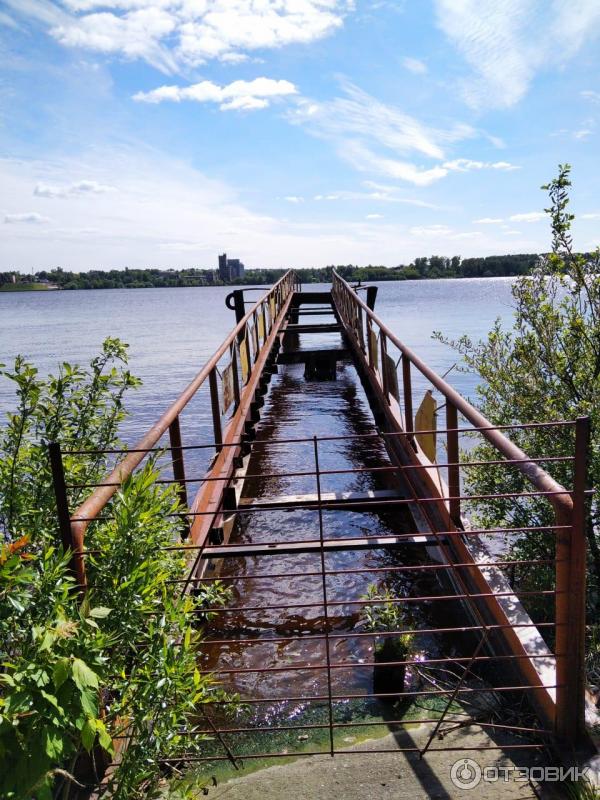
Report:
0,10,20,29
474,212,546,224
402,56,427,74
509,211,545,222
34,179,116,198
581,89,600,104
8,0,353,73
443,158,519,172
289,81,490,186
134,77,297,111
435,0,600,108
4,211,50,223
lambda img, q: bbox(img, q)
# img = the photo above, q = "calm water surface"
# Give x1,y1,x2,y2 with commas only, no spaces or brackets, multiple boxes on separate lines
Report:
0,277,516,428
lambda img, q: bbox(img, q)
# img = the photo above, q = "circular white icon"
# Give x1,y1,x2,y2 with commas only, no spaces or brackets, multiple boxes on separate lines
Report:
450,758,482,789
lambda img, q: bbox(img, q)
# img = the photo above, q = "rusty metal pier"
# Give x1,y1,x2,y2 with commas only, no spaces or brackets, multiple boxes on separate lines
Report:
50,270,594,770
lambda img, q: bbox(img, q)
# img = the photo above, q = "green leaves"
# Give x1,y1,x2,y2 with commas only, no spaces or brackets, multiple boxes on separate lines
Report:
0,341,235,799
72,658,99,691
89,606,112,619
438,164,600,675
52,657,70,690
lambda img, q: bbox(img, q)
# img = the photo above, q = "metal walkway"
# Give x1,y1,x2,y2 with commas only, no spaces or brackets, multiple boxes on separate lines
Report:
50,270,593,772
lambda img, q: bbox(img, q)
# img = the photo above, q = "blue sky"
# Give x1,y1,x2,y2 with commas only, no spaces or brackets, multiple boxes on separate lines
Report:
1,0,600,270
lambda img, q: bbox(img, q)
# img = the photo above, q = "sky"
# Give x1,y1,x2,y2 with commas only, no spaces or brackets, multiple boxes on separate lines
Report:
1,0,600,271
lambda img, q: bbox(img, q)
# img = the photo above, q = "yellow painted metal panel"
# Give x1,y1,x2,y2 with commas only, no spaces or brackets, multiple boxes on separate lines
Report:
415,389,437,461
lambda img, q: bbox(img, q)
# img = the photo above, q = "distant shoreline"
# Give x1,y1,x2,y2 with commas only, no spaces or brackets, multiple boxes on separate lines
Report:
0,273,524,293
1,255,543,291
0,282,59,292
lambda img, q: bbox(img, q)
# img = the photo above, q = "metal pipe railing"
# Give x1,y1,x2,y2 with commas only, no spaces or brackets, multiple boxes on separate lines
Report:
49,270,300,588
331,269,590,748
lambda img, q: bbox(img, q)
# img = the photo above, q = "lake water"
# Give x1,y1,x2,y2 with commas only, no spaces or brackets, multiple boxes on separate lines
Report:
0,277,517,432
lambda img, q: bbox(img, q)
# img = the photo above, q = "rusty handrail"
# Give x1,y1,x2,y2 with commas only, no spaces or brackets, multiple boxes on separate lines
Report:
331,270,573,517
69,270,299,546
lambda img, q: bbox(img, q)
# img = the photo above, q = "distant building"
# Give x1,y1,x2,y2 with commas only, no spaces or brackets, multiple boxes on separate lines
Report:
228,258,244,280
218,253,245,282
218,253,229,281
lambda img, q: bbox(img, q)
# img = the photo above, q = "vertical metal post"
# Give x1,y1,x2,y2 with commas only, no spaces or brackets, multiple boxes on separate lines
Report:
313,436,335,757
380,332,388,400
402,356,414,439
169,416,189,536
230,342,241,411
232,289,245,329
366,285,378,311
555,415,590,745
260,304,267,345
209,368,223,452
49,442,86,590
446,402,461,525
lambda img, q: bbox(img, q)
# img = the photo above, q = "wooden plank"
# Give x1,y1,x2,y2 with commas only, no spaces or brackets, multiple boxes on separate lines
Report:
277,348,348,365
295,309,335,316
293,292,332,304
201,533,436,559
239,488,401,511
283,324,341,333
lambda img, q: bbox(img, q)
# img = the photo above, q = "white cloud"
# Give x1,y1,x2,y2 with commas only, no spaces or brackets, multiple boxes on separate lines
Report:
10,0,352,72
134,77,297,110
509,211,545,223
0,10,20,28
1,149,543,269
34,179,116,198
435,0,600,108
284,195,304,203
443,158,519,172
289,82,481,186
409,224,452,238
402,56,427,74
4,212,50,224
366,213,383,219
581,89,600,104
474,217,503,224
291,82,476,161
341,141,448,187
573,128,593,140
313,182,440,207
582,212,600,219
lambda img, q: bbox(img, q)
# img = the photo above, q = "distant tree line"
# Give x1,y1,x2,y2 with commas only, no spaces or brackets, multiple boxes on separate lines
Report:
0,254,556,290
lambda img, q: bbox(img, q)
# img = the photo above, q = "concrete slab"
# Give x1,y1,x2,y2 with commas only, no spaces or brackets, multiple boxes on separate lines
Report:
202,725,563,799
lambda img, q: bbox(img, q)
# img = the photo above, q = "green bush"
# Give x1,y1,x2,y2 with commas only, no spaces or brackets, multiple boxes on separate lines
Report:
435,165,600,667
0,340,231,799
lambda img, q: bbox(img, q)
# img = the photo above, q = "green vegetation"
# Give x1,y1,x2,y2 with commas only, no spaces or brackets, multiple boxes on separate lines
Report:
0,253,543,292
361,583,414,658
436,165,600,679
0,340,232,798
0,282,58,292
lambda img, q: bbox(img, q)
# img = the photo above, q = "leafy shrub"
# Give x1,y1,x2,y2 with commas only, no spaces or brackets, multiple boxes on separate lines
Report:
435,165,600,670
361,584,414,657
0,340,231,799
